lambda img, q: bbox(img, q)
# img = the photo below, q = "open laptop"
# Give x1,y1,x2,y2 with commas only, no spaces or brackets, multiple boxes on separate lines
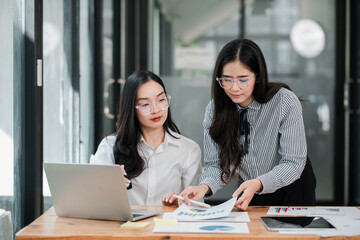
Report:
44,162,160,221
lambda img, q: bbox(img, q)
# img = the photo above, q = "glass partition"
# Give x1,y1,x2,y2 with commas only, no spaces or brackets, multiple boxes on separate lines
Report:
155,0,242,203
42,0,94,211
245,0,335,202
155,0,336,203
0,0,14,215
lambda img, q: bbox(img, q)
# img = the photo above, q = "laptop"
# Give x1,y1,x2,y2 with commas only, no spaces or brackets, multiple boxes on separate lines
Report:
44,162,160,221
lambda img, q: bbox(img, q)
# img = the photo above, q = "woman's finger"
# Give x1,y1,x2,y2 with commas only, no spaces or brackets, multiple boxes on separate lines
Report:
242,201,249,211
232,183,246,199
162,192,178,206
120,165,127,175
179,186,196,205
124,177,131,187
162,196,172,206
165,192,175,203
167,192,178,204
235,198,248,211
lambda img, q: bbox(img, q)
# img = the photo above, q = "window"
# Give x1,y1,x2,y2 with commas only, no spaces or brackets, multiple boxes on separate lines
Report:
0,0,14,220
42,0,94,211
245,0,336,202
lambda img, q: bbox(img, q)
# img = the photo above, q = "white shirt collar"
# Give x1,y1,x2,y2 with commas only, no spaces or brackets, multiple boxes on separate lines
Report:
139,129,181,150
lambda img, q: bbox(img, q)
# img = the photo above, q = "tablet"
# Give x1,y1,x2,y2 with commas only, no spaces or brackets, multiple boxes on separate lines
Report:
260,216,336,231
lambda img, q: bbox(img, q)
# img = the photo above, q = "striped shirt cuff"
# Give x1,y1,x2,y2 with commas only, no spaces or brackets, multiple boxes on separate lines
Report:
257,171,278,194
199,177,223,197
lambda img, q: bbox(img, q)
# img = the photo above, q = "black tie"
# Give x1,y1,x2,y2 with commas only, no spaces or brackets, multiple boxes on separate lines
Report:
239,108,250,155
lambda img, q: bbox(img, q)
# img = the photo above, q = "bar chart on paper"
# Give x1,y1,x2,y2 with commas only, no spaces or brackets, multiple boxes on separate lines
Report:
267,207,350,216
267,207,309,215
172,197,236,220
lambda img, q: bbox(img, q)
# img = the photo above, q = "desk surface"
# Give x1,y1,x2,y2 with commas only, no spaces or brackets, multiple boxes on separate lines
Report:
16,205,359,240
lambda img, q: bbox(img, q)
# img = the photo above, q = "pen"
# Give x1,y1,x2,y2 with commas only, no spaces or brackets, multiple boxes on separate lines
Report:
173,195,211,208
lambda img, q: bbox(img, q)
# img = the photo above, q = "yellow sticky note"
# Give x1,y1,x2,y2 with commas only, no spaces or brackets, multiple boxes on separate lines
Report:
154,218,178,227
121,221,150,228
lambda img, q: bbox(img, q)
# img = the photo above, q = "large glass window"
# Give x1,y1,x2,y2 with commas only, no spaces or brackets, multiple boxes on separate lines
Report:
245,0,335,202
0,0,14,215
42,0,94,211
154,0,242,202
155,0,337,203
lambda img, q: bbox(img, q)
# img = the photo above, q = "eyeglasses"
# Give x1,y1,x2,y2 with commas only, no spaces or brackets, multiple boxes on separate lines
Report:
216,75,256,89
135,95,171,115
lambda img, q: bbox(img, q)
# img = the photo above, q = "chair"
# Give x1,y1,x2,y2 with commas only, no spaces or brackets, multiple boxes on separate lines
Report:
0,209,13,240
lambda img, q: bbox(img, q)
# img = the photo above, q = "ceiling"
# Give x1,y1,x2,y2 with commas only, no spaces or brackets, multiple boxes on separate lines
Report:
157,0,242,44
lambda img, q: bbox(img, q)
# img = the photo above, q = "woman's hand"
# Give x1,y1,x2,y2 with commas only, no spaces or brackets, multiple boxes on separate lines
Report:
120,165,131,187
162,192,178,206
232,178,263,211
178,184,210,206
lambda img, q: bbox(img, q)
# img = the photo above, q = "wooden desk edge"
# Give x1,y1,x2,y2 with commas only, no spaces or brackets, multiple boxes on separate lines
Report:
15,206,360,240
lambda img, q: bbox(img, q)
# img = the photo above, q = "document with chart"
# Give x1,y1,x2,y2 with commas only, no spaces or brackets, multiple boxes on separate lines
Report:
153,221,249,234
172,197,236,220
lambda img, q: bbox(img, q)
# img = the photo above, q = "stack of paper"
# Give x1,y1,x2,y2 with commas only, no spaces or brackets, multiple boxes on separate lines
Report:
153,197,250,234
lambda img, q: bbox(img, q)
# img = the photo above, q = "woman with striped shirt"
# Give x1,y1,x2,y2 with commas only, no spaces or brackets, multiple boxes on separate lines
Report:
178,39,316,210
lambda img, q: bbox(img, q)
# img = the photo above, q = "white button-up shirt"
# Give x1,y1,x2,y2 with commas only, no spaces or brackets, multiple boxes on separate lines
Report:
90,131,202,206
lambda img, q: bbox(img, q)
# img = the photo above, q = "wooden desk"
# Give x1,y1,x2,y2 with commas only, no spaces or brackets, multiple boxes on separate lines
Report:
16,206,359,240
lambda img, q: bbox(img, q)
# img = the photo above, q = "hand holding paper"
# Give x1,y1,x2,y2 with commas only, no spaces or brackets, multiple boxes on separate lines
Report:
232,178,263,211
173,195,210,208
172,197,237,220
178,184,210,206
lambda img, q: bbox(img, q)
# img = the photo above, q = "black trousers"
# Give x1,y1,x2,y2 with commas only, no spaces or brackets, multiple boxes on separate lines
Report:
250,157,316,206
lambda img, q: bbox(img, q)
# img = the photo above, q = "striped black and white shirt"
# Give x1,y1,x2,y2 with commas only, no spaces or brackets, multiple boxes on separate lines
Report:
199,87,307,195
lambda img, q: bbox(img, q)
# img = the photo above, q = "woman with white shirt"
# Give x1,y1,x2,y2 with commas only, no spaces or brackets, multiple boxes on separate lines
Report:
90,71,202,206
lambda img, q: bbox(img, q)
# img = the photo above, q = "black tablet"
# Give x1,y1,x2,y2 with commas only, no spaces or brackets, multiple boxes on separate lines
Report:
260,216,336,231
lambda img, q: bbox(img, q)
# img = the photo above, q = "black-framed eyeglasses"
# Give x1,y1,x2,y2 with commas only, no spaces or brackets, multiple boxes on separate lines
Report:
216,75,256,89
135,95,171,115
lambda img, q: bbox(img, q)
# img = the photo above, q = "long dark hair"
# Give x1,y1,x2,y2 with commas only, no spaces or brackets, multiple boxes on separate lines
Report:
210,39,291,184
113,71,180,179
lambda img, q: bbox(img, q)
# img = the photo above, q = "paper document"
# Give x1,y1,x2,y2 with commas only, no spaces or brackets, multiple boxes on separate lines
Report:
153,222,249,234
267,206,360,237
163,211,250,222
267,207,345,216
172,197,236,220
267,207,310,216
308,207,344,216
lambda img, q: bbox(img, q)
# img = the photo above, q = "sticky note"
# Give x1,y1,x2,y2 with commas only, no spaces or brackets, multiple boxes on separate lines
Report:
121,221,150,228
154,218,178,227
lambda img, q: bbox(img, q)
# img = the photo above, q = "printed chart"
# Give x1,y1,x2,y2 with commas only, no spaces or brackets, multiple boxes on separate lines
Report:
268,207,309,215
172,197,236,220
153,222,249,234
267,207,345,216
162,211,250,222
